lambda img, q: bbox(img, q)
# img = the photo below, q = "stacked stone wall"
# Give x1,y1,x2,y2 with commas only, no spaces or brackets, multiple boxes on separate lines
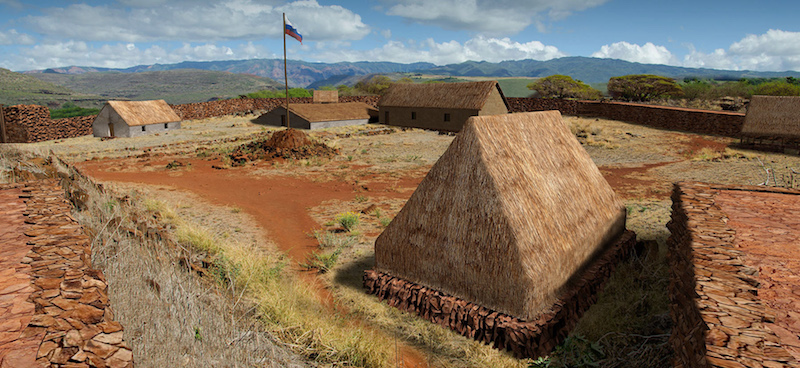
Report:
668,182,800,367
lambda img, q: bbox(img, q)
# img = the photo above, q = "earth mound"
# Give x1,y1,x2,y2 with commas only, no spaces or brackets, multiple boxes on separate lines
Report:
229,128,338,166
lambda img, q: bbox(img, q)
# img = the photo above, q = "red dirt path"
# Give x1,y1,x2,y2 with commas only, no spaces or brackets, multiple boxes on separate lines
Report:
76,156,428,367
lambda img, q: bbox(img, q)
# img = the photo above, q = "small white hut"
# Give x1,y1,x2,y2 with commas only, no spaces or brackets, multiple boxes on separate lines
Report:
92,100,182,138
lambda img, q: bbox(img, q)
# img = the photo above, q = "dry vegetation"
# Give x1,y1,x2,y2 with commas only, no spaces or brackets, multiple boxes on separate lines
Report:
4,112,800,368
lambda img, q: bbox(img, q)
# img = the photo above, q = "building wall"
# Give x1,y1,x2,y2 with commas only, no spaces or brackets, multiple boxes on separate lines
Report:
253,108,310,129
478,88,509,116
93,106,181,138
379,106,480,132
309,119,368,130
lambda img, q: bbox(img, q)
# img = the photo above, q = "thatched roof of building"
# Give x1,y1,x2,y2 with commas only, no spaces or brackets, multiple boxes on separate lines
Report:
378,81,508,110
313,90,338,103
741,95,800,138
104,100,181,126
279,102,376,122
374,111,626,321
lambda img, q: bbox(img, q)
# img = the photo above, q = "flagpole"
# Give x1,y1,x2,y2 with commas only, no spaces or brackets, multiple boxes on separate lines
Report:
283,12,290,129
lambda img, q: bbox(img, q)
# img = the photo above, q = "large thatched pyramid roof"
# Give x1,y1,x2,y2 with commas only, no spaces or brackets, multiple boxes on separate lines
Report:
374,111,626,321
741,95,800,139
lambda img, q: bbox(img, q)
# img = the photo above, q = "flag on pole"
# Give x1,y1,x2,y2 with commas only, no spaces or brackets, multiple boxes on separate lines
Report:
285,18,303,44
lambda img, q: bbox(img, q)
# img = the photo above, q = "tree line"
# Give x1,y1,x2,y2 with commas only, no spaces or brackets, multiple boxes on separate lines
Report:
527,74,800,102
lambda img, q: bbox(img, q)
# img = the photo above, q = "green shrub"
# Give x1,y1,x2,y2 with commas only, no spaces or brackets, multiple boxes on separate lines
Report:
244,88,311,99
752,81,800,96
50,102,100,119
607,74,683,102
336,212,360,232
299,248,342,273
527,75,603,100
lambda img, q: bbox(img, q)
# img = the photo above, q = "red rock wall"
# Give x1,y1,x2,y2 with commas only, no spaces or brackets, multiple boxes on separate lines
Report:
364,230,636,359
506,98,580,115
668,182,800,368
578,101,744,137
1,180,133,367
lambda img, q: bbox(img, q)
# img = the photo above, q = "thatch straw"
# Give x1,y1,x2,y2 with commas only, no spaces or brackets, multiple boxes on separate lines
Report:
378,81,508,110
741,96,800,138
374,110,626,321
104,100,181,126
313,90,338,104
254,102,375,124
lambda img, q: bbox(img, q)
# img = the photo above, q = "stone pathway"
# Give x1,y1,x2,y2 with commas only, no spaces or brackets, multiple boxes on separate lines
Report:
0,185,44,368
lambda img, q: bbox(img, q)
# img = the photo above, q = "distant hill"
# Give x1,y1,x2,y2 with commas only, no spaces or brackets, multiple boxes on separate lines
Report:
423,57,800,84
30,69,283,104
26,59,437,88
0,68,105,108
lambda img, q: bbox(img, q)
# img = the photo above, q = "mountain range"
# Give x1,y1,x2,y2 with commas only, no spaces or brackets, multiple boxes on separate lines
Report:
25,56,800,88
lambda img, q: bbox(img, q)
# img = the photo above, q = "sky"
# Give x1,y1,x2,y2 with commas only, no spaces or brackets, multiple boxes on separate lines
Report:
0,0,799,72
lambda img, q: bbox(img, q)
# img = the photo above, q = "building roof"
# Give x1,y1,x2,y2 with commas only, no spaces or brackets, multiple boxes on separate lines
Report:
378,81,507,110
741,95,800,139
313,90,338,103
104,100,181,127
283,102,376,122
374,110,626,321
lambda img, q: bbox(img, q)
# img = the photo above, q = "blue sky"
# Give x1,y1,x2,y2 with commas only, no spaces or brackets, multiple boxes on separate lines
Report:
1,0,799,72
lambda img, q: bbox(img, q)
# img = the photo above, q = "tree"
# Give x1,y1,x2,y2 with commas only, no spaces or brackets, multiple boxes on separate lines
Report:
607,74,683,102
354,75,393,95
527,75,602,100
752,81,800,96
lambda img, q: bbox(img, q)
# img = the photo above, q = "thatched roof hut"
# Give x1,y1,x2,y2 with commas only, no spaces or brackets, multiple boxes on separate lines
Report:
741,95,800,139
253,102,377,130
92,100,181,138
374,110,626,321
313,90,338,104
377,81,509,131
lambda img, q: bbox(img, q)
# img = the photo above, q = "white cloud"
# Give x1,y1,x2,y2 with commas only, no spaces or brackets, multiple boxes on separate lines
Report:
3,41,276,70
385,0,607,35
0,0,22,10
681,30,800,71
24,0,369,43
591,41,676,65
311,36,564,65
0,29,35,45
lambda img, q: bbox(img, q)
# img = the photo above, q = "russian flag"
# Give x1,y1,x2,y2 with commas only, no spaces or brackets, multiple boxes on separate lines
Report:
285,18,302,44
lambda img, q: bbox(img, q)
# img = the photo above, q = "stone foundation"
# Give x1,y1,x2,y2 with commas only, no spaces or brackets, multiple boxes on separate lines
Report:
364,230,635,359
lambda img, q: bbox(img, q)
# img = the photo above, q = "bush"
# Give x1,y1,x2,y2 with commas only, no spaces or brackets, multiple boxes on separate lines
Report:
336,212,360,232
527,75,603,100
752,81,800,96
354,75,393,95
607,74,683,102
244,88,311,99
50,102,100,119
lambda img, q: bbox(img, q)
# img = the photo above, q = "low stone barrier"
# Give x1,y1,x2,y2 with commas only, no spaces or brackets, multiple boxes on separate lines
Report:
0,180,133,367
364,230,636,359
668,182,800,367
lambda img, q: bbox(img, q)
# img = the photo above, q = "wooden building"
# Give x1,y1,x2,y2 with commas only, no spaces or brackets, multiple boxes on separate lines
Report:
377,81,510,131
92,100,181,138
253,102,377,130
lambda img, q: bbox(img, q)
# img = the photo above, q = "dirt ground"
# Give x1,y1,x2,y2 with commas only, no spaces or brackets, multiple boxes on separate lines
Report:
22,112,800,366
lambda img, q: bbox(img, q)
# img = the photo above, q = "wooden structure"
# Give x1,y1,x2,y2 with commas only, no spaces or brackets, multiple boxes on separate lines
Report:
740,95,800,152
377,81,509,131
0,104,7,143
313,90,338,104
92,100,181,138
253,102,377,130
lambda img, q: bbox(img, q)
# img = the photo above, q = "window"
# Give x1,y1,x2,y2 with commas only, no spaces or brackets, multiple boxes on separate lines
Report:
164,123,169,129
444,113,451,122
411,111,416,120
281,115,286,126
141,126,146,132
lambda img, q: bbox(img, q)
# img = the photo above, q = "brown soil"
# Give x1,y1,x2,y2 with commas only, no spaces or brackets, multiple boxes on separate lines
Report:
229,128,339,165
